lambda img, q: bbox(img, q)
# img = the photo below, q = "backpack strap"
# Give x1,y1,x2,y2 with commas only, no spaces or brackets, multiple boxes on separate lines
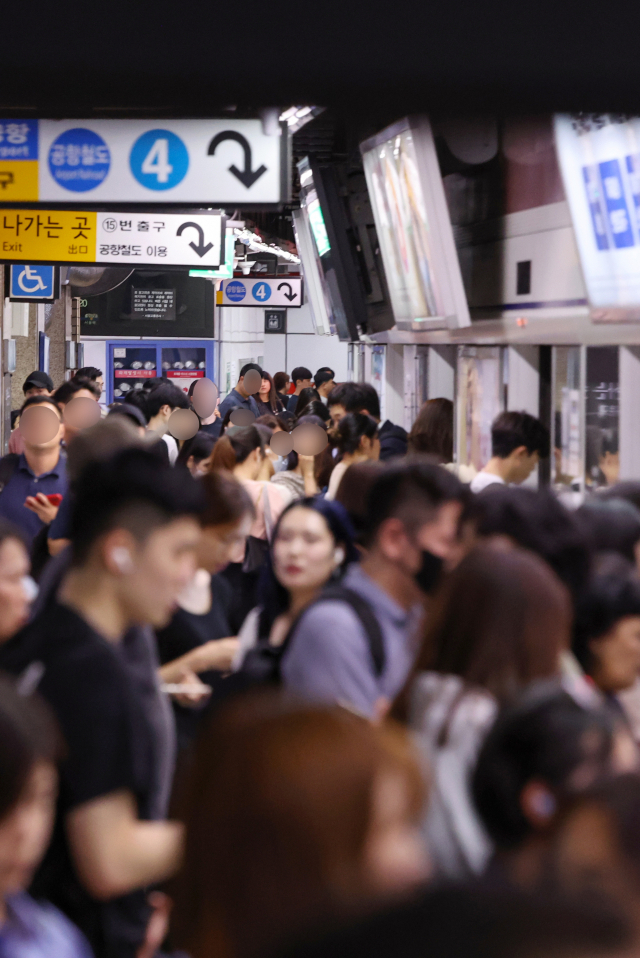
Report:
306,584,386,678
0,454,20,494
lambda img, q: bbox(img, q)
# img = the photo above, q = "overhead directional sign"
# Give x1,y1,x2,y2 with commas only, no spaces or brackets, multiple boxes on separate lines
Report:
0,209,224,266
0,119,289,205
219,277,303,307
8,264,59,301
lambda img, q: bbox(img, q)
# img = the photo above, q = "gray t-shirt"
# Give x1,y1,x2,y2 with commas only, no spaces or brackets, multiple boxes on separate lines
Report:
281,564,422,718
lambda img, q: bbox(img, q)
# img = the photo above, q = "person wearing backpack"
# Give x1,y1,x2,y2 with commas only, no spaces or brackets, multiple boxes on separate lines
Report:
281,460,466,719
233,498,359,679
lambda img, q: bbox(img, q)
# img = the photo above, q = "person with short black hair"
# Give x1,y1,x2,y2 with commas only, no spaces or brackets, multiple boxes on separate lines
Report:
282,460,465,718
470,410,550,493
343,383,408,461
286,366,313,413
52,377,101,408
218,364,262,421
0,395,67,546
107,401,147,432
0,447,205,958
0,674,94,958
74,366,104,396
327,382,363,428
145,381,190,464
314,368,335,402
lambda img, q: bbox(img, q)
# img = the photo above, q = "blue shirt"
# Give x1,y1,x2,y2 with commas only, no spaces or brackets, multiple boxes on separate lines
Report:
218,388,260,420
281,564,423,718
0,453,68,544
0,892,94,958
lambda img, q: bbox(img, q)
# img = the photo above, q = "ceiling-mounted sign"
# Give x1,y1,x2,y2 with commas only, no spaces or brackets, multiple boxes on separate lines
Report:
0,119,289,206
555,113,640,320
8,264,59,301
0,209,224,266
219,276,303,307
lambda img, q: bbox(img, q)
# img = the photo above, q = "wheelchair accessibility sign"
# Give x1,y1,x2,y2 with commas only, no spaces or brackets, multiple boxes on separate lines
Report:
8,264,59,302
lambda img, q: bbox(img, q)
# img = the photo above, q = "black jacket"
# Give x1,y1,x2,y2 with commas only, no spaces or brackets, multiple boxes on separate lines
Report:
378,419,408,461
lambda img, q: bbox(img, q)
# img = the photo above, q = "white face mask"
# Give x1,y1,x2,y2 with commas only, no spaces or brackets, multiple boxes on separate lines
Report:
21,575,39,603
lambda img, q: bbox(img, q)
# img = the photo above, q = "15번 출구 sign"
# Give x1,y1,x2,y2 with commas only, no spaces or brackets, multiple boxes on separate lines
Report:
0,209,224,267
0,119,289,205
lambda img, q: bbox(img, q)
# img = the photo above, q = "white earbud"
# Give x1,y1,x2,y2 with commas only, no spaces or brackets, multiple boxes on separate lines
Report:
111,547,133,573
334,546,346,565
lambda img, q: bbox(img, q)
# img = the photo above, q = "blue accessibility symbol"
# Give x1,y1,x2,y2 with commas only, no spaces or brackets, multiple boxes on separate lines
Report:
48,128,110,192
225,280,246,302
10,265,56,300
252,282,272,302
130,130,189,191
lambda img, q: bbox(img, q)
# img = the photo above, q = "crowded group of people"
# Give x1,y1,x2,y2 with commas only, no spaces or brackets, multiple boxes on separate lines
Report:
0,362,639,958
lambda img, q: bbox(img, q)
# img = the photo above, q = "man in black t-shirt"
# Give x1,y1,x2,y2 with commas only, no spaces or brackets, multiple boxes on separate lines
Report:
0,447,204,958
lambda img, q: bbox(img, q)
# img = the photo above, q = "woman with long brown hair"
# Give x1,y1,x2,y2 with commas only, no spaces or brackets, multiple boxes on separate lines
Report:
393,539,572,881
171,693,429,958
408,398,453,461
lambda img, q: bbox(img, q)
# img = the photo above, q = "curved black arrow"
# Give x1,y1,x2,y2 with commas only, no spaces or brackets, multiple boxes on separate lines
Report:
277,281,297,302
208,131,267,189
176,221,213,258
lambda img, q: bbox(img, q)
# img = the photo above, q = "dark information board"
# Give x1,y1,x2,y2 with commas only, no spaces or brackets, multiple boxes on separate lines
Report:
132,287,176,321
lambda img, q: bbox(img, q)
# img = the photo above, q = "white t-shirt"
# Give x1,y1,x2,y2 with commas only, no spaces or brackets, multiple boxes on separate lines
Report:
162,434,179,465
469,471,505,494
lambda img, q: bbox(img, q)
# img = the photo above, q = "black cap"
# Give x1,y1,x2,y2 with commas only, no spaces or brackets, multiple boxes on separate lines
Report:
23,370,54,393
107,403,147,428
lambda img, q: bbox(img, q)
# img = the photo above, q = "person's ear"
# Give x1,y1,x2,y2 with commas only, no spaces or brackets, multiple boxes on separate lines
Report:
160,404,172,420
102,529,138,576
377,517,413,563
520,780,557,829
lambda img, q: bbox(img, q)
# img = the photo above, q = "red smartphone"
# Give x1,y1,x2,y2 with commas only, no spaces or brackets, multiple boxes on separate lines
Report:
45,494,63,507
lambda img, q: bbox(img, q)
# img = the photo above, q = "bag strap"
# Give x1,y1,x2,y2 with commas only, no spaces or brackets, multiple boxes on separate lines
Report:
0,454,20,494
282,584,386,678
262,483,274,541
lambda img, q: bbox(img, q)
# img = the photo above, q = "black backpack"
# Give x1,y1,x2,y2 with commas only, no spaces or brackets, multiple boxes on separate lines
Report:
232,584,386,692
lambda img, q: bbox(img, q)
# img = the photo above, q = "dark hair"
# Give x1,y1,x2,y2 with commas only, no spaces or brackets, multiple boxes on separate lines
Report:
577,498,640,564
345,383,381,421
70,447,204,564
294,387,320,416
364,457,463,546
0,674,63,822
284,415,328,472
200,471,254,528
295,400,331,424
334,460,387,545
573,569,640,673
176,430,215,470
255,414,289,432
239,363,262,379
291,366,312,385
394,542,570,720
408,398,453,462
491,411,550,459
258,498,358,637
274,371,290,393
66,416,145,485
20,395,62,417
144,382,190,420
53,376,101,405
210,425,265,471
334,412,378,456
601,482,640,513
259,371,280,412
314,369,335,389
472,685,617,849
107,402,147,429
74,366,102,382
327,382,362,409
475,486,591,605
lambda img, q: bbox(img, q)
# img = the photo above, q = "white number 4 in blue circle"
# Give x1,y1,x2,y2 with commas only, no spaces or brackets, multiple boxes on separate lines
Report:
252,282,271,302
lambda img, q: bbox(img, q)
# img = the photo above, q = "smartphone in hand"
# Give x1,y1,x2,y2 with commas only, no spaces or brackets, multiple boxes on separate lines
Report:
45,494,63,507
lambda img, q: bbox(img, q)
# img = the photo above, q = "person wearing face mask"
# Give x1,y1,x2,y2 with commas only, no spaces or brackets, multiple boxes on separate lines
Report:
155,472,255,745
280,461,465,720
233,497,358,674
392,540,572,881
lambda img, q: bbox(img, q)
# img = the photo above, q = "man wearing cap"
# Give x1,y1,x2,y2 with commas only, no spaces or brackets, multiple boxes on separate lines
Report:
9,372,55,454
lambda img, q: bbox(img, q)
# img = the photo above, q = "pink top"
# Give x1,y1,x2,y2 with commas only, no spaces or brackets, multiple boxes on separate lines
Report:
241,479,291,540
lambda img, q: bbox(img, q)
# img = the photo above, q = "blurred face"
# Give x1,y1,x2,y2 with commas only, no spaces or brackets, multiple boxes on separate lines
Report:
0,538,31,642
198,513,253,573
363,769,430,896
0,762,57,897
20,402,63,453
273,506,339,595
376,501,463,581
330,403,347,427
115,517,201,627
589,616,640,693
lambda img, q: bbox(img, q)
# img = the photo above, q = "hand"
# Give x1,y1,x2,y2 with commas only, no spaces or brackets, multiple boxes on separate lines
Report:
136,891,172,958
214,398,221,419
190,637,239,673
24,493,59,524
298,454,315,475
170,668,212,709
